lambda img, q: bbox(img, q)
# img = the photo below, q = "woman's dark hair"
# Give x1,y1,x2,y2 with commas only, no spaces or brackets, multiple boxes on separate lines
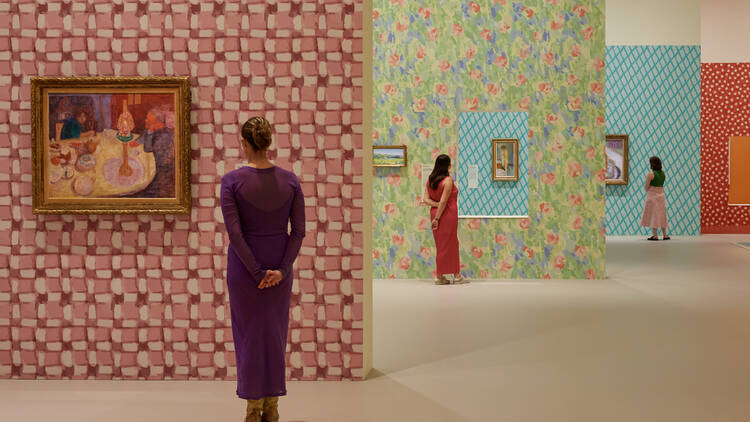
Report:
241,116,272,151
649,156,662,171
429,154,451,189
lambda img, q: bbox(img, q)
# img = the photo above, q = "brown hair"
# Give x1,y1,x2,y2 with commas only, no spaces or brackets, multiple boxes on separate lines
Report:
649,156,662,171
241,116,272,151
429,154,451,189
73,107,87,118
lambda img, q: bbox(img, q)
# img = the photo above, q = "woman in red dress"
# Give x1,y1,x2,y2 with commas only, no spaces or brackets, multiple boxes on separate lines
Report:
422,154,465,285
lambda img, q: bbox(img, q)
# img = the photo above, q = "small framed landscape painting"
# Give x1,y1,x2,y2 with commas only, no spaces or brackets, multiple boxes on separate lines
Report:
605,134,629,185
373,145,407,167
31,76,191,214
491,138,518,181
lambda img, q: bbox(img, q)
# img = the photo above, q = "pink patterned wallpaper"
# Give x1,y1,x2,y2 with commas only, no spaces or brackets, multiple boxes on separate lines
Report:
0,0,365,380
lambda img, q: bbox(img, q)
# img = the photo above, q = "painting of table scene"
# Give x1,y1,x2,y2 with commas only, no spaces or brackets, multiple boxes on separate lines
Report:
46,93,176,199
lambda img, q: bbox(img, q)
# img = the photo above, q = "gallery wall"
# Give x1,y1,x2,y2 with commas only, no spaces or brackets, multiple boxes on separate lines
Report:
699,1,750,233
0,1,367,380
700,63,750,232
457,111,529,218
604,0,750,234
700,0,750,63
372,0,606,280
606,0,700,46
604,0,701,236
605,46,701,235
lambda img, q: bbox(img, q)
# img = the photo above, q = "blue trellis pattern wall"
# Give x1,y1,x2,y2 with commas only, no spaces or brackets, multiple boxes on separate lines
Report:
606,45,701,236
457,112,529,217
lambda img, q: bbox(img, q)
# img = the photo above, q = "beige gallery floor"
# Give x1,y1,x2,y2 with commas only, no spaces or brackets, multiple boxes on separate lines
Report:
3,235,750,421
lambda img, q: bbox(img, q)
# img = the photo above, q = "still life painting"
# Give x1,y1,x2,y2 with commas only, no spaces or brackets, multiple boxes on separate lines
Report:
32,77,191,213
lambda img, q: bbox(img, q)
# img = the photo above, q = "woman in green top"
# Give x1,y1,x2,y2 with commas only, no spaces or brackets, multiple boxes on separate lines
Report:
640,156,670,241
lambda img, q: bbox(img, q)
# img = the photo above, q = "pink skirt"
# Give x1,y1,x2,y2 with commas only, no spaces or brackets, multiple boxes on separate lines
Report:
640,187,668,228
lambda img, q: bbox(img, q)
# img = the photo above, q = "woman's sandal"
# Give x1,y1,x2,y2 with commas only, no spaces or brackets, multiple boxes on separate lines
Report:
453,275,469,284
647,236,659,241
435,275,450,285
663,236,671,240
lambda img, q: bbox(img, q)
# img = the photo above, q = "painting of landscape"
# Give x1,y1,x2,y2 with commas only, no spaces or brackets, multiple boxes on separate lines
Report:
373,146,407,167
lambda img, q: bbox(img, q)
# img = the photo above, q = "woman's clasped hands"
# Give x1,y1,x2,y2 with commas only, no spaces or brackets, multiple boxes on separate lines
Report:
258,270,283,289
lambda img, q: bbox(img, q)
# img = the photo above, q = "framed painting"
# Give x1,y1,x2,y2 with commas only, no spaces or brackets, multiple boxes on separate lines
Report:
728,136,750,205
373,145,407,167
31,77,191,214
605,134,629,185
491,138,518,181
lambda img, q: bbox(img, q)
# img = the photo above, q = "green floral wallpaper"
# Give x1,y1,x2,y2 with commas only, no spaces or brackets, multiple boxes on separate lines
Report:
372,0,606,279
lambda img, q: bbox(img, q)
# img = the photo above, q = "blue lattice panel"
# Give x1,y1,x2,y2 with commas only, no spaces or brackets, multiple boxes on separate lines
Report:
457,112,529,217
606,46,701,235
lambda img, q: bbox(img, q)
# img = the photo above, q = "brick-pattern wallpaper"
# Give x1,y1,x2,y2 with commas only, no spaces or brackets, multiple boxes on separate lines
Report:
701,63,750,233
0,0,365,380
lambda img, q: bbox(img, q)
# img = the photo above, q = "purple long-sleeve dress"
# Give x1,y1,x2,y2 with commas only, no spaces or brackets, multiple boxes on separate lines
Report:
220,165,305,400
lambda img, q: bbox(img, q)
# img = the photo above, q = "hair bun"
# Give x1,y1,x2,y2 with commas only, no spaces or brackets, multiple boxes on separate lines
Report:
241,116,272,151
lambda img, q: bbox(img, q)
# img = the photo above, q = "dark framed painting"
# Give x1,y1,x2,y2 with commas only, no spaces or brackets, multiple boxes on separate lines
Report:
31,77,191,214
373,145,407,167
491,138,518,181
605,134,629,185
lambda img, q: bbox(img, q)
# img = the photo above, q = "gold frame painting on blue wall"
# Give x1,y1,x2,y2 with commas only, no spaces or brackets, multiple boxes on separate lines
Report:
491,138,518,181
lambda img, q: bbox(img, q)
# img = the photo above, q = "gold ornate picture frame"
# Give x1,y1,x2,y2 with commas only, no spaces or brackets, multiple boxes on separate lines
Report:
31,76,191,214
605,134,629,185
491,138,519,181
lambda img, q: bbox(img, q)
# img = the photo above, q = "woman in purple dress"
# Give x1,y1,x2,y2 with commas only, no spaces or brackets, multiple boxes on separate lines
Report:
220,116,305,422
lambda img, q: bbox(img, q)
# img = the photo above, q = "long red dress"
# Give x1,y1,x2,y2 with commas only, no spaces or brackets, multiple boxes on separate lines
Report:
427,177,460,275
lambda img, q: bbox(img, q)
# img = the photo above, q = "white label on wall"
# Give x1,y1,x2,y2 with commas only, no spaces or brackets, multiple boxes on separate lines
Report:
468,164,479,189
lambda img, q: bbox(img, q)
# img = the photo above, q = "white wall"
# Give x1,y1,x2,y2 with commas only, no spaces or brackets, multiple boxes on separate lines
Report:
701,0,750,62
606,0,700,45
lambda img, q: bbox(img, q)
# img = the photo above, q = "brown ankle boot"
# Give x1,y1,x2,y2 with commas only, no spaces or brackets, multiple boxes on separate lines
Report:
261,397,279,422
245,399,263,422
